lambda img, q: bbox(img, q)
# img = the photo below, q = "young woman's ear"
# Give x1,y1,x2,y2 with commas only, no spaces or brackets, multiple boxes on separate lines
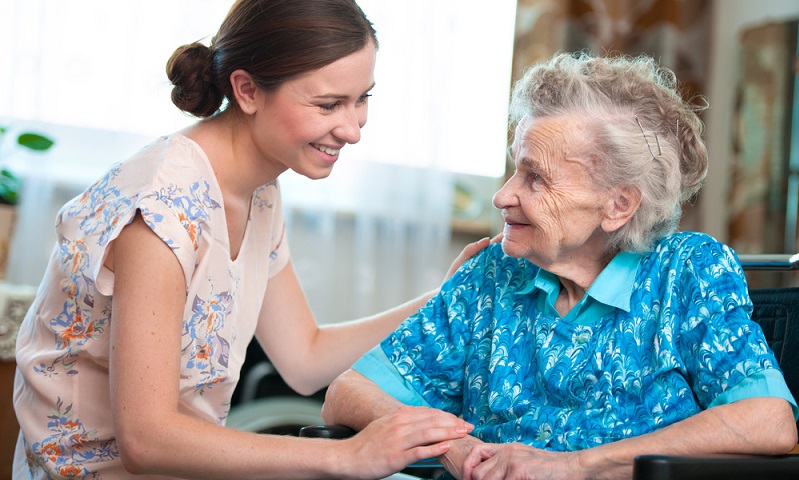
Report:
229,69,259,114
601,185,641,233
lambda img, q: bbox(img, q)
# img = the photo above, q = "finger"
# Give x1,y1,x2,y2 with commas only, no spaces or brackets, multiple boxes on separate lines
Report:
378,411,473,460
444,238,488,281
471,236,490,248
396,406,473,432
398,425,471,447
462,453,481,480
471,456,500,480
490,232,503,243
460,237,490,258
377,441,452,473
388,416,472,448
463,445,501,480
474,236,492,247
463,447,488,466
407,441,453,462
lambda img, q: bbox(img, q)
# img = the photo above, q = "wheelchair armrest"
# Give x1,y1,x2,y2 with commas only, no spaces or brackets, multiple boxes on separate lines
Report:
633,453,799,480
298,424,357,439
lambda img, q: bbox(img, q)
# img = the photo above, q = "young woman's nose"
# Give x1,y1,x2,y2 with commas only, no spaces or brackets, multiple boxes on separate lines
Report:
333,106,364,144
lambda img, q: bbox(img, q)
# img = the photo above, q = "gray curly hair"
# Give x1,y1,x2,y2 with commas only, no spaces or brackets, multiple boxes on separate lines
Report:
509,52,708,253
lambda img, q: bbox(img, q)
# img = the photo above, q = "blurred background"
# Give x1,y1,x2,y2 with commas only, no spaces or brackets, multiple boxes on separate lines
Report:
0,0,798,477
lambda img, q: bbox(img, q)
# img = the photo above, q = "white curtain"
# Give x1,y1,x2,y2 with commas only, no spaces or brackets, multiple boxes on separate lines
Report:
0,0,516,324
281,162,454,325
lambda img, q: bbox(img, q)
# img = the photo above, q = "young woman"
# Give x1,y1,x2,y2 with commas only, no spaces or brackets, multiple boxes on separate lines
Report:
13,1,479,478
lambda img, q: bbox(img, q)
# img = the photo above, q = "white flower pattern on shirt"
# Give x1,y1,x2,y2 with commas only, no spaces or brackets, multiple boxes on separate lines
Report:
381,233,785,454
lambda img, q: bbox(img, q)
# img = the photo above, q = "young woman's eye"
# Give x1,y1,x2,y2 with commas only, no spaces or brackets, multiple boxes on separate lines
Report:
357,93,372,105
320,102,340,112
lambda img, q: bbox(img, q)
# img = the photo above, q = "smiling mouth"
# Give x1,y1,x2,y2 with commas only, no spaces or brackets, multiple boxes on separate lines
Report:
311,143,340,156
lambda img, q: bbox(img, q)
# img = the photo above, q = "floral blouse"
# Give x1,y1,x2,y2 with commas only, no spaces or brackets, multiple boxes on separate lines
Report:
355,233,797,454
13,134,290,479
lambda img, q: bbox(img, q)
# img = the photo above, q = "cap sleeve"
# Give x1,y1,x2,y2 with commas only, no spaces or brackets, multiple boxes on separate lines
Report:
56,163,213,297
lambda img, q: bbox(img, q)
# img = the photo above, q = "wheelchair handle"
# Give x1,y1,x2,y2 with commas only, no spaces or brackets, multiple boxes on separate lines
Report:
738,253,799,271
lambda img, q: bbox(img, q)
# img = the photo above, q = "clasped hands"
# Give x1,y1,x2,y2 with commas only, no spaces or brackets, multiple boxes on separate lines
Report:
438,435,588,480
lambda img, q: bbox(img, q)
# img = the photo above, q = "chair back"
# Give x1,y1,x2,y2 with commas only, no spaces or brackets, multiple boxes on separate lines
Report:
631,258,799,480
748,287,799,433
739,253,799,433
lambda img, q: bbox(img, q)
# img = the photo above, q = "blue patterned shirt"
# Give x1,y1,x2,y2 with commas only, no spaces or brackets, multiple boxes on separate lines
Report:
354,232,797,451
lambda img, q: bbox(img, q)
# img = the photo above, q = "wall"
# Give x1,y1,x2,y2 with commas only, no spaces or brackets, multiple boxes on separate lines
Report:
703,0,799,244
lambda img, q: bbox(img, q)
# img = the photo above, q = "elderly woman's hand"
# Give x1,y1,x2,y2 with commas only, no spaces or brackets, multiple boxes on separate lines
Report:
436,435,487,479
462,442,587,480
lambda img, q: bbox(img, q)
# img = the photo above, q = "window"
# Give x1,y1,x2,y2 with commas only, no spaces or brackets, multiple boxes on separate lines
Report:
0,0,516,178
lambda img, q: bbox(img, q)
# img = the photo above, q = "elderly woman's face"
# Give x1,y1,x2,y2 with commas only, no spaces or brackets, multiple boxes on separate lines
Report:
493,115,612,269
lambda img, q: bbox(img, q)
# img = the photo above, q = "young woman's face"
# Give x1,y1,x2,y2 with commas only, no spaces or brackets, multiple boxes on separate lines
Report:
251,41,377,179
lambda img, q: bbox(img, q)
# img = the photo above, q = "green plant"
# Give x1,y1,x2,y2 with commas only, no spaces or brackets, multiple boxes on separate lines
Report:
0,127,55,205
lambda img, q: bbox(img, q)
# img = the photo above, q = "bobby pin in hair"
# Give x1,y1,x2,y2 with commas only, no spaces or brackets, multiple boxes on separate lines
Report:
635,115,661,160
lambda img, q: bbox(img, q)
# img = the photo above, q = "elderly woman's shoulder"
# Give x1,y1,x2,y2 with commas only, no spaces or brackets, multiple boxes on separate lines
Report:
648,231,739,266
487,241,523,263
462,241,532,273
657,231,722,249
484,241,540,274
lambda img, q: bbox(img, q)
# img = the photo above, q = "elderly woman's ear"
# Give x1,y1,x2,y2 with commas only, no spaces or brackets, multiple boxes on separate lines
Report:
600,185,641,233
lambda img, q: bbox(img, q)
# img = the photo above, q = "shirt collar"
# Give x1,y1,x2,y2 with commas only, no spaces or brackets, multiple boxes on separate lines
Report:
587,251,642,312
516,251,642,312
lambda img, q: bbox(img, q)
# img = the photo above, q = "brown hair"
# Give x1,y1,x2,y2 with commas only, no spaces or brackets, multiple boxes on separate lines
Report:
166,0,378,118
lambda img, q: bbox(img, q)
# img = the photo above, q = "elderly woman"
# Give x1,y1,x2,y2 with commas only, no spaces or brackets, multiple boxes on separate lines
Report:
321,52,799,480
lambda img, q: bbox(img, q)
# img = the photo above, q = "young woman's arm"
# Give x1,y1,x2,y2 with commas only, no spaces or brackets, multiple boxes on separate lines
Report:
256,236,492,395
109,213,472,479
324,369,485,479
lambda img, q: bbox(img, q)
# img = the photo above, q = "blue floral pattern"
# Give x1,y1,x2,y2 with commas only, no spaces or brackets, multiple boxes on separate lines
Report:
381,232,783,451
26,398,118,479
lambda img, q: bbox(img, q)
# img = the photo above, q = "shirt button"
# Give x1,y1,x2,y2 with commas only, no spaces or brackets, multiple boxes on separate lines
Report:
576,331,591,344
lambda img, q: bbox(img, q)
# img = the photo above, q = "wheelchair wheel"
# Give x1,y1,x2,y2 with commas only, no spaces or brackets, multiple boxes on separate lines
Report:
226,396,323,436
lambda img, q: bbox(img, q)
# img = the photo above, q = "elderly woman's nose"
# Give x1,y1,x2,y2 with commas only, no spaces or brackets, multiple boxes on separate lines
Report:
493,179,519,209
